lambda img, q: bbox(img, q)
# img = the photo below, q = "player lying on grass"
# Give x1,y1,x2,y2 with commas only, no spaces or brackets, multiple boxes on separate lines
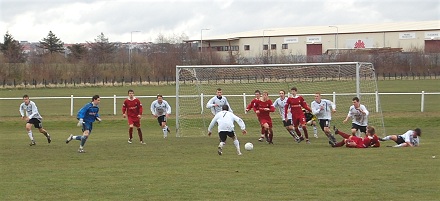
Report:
380,128,421,147
331,125,380,148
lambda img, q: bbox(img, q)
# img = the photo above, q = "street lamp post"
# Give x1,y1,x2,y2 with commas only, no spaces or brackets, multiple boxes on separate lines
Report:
262,30,274,63
200,28,210,54
329,26,339,54
129,31,140,63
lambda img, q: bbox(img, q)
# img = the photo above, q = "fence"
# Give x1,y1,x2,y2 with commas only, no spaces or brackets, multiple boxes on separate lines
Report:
1,92,439,117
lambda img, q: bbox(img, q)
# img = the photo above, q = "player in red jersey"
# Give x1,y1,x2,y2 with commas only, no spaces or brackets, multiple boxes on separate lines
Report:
332,125,379,148
122,89,145,144
254,91,276,144
245,90,266,142
284,87,312,144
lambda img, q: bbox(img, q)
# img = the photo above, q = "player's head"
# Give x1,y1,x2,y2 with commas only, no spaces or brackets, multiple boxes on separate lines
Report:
262,91,269,100
254,90,261,98
290,87,297,95
22,94,30,104
414,128,421,136
222,104,229,111
216,88,222,97
314,92,322,102
157,94,163,102
366,125,375,136
92,95,100,105
279,90,285,98
352,97,360,107
128,89,134,98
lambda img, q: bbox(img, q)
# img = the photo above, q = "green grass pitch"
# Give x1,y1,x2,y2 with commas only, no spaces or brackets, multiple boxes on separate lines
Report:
0,79,439,200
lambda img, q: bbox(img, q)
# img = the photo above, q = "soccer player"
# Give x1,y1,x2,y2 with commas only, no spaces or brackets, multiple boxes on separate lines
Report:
206,88,232,115
255,91,276,144
208,105,247,156
311,92,337,145
380,128,421,147
284,87,312,144
273,90,300,142
332,125,378,148
66,95,102,153
343,97,369,137
122,89,144,144
150,94,172,138
302,109,318,138
245,90,266,141
18,95,51,146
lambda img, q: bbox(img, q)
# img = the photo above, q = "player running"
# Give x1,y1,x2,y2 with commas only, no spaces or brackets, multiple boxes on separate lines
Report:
122,89,145,144
255,91,276,144
273,90,300,142
343,97,369,137
19,95,51,146
245,90,266,142
206,88,232,115
150,94,172,138
284,87,312,144
311,92,337,145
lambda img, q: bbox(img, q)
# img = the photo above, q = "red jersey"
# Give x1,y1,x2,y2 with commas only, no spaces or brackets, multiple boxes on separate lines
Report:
255,99,275,121
346,136,367,148
284,95,311,119
122,98,143,118
246,98,260,113
367,134,381,147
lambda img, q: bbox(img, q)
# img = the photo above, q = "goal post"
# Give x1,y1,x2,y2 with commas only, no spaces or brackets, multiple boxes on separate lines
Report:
176,62,385,137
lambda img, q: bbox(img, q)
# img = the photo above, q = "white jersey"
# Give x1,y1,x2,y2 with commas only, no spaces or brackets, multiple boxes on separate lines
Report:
19,101,42,120
273,97,291,121
208,110,245,132
150,100,171,116
311,99,336,120
347,104,369,126
206,96,232,115
400,130,420,146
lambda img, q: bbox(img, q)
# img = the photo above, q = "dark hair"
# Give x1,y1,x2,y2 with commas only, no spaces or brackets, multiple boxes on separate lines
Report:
222,105,229,111
290,87,297,91
217,88,222,91
280,90,285,94
254,90,261,94
23,94,29,99
367,125,375,135
414,128,421,136
92,95,100,101
157,94,163,98
352,97,360,102
128,89,134,93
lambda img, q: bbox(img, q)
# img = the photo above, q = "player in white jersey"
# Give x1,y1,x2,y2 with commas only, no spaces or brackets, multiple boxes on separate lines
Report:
273,90,300,142
18,95,51,146
311,92,337,145
206,88,233,115
343,97,369,137
380,128,421,147
150,94,172,138
208,105,247,156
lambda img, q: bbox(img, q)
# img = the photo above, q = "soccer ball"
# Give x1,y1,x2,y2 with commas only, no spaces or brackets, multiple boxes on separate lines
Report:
244,142,253,151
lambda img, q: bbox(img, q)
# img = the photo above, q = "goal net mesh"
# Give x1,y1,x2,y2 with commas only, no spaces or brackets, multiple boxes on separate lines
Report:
176,62,385,138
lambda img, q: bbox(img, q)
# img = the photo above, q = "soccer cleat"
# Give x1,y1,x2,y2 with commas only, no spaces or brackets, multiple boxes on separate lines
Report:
217,146,223,155
328,140,336,147
297,136,304,143
167,128,171,134
314,133,318,138
330,135,337,144
140,141,146,145
163,135,167,138
66,134,73,144
237,152,242,156
128,138,133,144
78,147,85,153
29,140,36,146
46,134,51,143
333,125,339,135
379,138,386,141
258,137,264,142
306,139,311,144
268,141,274,145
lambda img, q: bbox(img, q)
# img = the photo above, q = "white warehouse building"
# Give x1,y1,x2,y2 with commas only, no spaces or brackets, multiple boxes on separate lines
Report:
187,21,440,59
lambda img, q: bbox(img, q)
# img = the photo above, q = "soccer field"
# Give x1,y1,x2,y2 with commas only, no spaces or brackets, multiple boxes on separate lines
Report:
0,80,439,201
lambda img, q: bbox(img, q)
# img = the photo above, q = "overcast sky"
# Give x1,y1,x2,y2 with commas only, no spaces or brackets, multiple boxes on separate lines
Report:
0,0,439,43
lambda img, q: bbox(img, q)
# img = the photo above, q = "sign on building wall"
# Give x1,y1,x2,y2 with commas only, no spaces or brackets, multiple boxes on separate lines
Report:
425,32,439,39
306,36,321,43
284,37,299,43
346,39,374,48
399,33,416,39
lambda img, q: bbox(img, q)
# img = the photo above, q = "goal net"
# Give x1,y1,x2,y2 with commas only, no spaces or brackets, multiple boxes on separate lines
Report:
175,62,385,138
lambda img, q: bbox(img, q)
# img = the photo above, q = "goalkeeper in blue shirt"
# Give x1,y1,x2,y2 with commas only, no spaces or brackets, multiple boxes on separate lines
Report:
66,95,102,153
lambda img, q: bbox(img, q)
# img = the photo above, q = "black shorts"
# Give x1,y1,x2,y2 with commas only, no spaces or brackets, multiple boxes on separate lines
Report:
318,119,330,131
218,131,236,142
157,115,167,126
351,123,366,133
283,119,292,127
396,136,405,144
27,118,42,128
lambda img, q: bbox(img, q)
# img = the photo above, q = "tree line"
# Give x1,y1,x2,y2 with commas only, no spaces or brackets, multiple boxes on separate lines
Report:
0,31,439,86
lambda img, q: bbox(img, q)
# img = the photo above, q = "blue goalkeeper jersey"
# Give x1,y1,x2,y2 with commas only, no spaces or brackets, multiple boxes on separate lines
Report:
77,102,100,123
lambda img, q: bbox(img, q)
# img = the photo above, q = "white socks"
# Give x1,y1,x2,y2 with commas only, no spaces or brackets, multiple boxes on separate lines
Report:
27,131,34,140
162,126,168,138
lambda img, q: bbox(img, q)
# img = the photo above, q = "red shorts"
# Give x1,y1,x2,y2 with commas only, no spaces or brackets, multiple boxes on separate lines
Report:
259,118,273,128
128,117,141,127
292,114,306,127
